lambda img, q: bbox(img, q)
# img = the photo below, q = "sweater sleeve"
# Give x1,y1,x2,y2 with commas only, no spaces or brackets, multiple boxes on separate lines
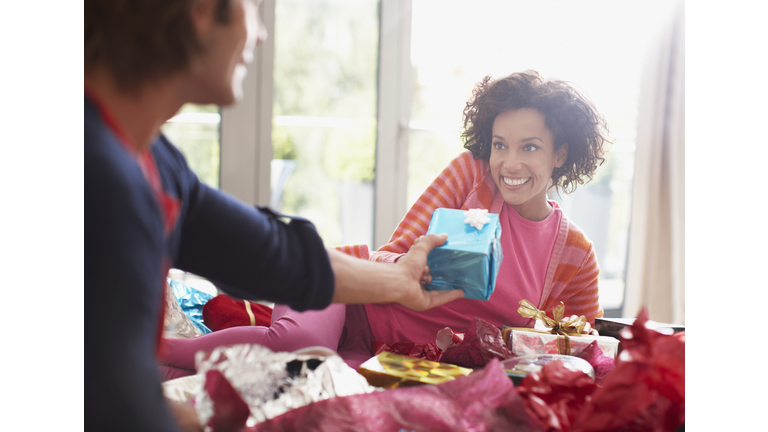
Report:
541,228,604,325
370,152,485,263
152,137,335,312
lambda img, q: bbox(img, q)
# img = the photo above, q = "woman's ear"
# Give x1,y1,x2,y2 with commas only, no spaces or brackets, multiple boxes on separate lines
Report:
190,0,218,39
555,143,569,168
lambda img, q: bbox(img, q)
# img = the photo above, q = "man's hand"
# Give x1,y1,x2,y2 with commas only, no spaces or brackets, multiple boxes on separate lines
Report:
393,233,464,311
328,233,463,309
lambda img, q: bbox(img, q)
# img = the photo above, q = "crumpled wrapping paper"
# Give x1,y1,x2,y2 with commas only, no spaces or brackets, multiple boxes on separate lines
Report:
247,358,543,432
515,308,684,432
440,317,514,368
371,341,443,362
572,308,685,432
516,360,598,432
168,278,214,335
193,344,379,429
163,280,204,339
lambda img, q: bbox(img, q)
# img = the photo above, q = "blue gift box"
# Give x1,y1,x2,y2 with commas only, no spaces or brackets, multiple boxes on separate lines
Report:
425,208,503,301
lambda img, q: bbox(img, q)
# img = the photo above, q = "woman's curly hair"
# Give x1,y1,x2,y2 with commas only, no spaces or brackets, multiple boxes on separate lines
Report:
462,71,610,193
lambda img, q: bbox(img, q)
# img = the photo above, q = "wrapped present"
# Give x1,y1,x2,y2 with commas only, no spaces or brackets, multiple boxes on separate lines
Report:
507,330,619,360
357,352,473,389
203,294,273,331
503,300,620,359
425,208,503,300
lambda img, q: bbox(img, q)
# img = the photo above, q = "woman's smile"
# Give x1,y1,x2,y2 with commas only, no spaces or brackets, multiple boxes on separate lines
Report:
501,176,531,188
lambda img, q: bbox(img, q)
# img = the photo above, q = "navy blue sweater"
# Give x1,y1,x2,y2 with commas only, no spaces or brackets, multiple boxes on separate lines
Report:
84,96,335,431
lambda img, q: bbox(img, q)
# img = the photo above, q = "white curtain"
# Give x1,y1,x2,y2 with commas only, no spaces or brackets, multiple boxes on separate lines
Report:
623,1,685,325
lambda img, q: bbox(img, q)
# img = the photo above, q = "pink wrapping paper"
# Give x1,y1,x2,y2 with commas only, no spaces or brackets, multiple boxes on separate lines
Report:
507,329,619,359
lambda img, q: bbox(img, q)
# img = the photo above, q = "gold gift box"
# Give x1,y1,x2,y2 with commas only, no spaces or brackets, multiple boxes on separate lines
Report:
357,352,473,389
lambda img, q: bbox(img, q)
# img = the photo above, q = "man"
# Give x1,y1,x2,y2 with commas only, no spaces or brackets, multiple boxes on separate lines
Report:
84,1,462,430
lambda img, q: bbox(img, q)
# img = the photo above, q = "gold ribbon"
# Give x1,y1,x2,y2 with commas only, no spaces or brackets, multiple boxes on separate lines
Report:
509,300,588,355
243,300,256,326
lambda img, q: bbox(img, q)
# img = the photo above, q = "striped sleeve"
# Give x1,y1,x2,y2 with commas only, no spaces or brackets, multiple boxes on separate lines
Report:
542,228,604,325
333,244,371,260
370,152,484,263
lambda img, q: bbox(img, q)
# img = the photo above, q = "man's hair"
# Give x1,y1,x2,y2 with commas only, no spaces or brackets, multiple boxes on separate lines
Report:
461,71,610,193
85,0,232,90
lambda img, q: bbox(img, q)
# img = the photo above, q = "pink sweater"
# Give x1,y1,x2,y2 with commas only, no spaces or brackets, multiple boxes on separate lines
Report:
351,151,603,344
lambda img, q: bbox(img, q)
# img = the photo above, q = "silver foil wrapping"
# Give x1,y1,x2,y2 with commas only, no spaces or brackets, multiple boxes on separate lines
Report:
163,281,204,339
193,344,380,427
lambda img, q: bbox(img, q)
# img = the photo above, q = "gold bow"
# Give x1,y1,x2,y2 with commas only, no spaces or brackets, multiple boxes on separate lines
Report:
514,300,588,355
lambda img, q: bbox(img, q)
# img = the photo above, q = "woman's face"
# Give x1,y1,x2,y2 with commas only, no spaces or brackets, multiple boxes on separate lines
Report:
188,0,267,106
488,108,567,221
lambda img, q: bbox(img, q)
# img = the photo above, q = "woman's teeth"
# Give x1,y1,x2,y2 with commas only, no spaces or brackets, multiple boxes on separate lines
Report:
503,177,530,186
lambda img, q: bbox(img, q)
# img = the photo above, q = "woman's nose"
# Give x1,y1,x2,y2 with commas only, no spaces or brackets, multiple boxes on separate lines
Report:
502,153,522,171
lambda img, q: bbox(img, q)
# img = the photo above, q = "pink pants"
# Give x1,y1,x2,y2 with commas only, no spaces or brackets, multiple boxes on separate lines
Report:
159,303,374,381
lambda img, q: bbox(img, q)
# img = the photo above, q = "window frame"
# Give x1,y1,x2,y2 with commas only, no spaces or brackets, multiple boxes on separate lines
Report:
219,0,412,251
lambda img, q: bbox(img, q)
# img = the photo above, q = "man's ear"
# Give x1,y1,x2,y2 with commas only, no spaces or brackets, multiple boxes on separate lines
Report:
190,0,218,39
555,143,569,168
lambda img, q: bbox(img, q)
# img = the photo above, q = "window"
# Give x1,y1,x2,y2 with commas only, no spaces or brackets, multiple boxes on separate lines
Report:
271,0,380,247
162,104,221,188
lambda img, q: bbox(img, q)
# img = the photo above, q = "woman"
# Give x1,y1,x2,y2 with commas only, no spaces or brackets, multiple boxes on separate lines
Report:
161,70,610,378
366,70,610,345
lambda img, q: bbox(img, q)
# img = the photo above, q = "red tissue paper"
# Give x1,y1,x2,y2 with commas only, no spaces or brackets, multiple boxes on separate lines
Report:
572,308,685,432
203,369,250,432
515,308,684,432
371,341,444,362
246,358,543,432
574,340,615,386
440,317,515,368
202,294,272,331
516,360,598,432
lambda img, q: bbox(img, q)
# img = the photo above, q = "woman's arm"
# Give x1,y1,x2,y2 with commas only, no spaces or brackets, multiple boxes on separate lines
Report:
543,233,603,325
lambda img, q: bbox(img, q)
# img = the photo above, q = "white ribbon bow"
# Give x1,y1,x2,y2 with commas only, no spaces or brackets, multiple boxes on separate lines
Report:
463,208,491,230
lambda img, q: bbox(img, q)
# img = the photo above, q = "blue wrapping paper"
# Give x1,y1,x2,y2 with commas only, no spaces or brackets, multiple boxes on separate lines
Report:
168,278,214,334
425,208,503,301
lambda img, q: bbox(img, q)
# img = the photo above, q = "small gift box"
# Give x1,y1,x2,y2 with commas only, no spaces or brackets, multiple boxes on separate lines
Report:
357,352,473,389
202,294,273,331
425,208,503,301
503,300,620,359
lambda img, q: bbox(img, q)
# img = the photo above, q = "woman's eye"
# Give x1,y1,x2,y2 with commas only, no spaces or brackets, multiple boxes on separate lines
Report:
493,142,505,150
523,144,538,152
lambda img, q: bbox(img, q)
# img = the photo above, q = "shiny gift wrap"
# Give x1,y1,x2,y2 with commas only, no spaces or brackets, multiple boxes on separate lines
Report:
168,278,214,335
358,352,473,389
425,208,502,301
193,344,379,427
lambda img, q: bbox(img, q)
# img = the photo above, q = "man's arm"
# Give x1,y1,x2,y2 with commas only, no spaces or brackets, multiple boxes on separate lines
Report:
328,233,464,310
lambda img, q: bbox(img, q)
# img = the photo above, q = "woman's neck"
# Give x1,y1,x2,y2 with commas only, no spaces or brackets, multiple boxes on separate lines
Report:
509,198,553,222
85,68,186,153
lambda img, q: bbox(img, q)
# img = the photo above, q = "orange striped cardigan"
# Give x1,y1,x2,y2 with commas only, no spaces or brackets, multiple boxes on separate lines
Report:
363,150,604,325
